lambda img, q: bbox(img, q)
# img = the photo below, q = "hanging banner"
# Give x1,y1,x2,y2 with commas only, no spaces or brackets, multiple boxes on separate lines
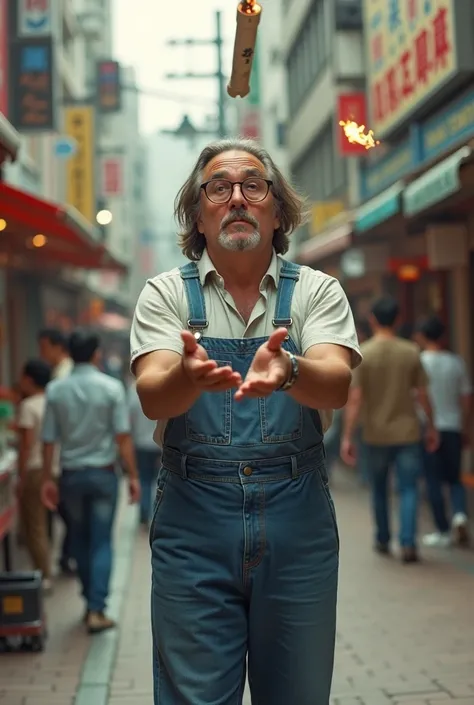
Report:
9,36,55,131
17,0,52,37
64,104,95,223
337,93,368,156
96,60,122,113
101,156,123,196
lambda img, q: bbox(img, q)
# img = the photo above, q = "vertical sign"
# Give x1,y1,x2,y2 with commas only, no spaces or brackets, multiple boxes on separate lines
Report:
18,0,52,37
96,60,122,113
64,105,95,223
138,229,155,277
0,0,7,115
9,36,55,131
101,157,122,196
337,93,368,156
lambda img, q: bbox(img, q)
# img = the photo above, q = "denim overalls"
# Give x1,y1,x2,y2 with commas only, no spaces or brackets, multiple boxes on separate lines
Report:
150,260,339,705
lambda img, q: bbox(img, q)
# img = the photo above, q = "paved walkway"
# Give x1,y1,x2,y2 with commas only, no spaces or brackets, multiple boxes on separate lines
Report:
1,471,474,704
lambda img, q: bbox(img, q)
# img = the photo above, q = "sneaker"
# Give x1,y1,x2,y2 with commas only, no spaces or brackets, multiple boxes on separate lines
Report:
374,542,390,555
422,532,452,548
42,578,53,594
452,513,469,546
401,547,419,564
86,611,116,635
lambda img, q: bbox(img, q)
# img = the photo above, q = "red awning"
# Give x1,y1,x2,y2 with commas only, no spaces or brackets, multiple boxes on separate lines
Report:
0,182,126,272
0,114,20,164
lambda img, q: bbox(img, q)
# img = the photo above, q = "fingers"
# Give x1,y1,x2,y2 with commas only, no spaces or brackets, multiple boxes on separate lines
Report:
181,330,198,355
234,370,281,400
187,360,242,391
267,327,288,353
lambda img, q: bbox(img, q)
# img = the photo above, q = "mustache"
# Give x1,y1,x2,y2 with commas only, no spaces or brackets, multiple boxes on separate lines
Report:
221,208,259,229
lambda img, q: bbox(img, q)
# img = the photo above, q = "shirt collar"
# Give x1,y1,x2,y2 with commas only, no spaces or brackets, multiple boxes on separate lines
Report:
196,248,280,289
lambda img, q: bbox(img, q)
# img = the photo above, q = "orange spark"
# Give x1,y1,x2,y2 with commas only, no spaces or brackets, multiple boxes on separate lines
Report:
240,0,261,15
339,120,380,150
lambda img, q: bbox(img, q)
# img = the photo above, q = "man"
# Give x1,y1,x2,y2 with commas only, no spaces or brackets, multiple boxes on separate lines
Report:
38,327,74,573
17,359,52,592
341,296,438,563
131,138,361,705
41,329,140,634
127,378,161,527
38,328,73,379
415,315,471,547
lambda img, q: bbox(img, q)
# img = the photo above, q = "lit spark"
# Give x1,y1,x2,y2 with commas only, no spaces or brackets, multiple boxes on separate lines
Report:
240,0,261,15
339,120,380,150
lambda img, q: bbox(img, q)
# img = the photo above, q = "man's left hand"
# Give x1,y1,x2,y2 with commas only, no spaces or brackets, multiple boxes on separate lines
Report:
235,328,290,401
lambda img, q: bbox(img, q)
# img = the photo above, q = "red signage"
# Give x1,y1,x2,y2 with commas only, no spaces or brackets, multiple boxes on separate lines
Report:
0,0,7,116
101,157,122,196
337,93,368,156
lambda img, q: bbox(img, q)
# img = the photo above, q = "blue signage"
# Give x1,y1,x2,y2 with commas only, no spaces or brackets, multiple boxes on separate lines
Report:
53,137,77,158
359,86,474,202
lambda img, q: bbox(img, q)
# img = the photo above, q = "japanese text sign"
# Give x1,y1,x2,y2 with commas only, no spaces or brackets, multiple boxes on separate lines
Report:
64,105,95,223
337,93,368,155
9,36,55,131
364,0,457,137
101,157,122,197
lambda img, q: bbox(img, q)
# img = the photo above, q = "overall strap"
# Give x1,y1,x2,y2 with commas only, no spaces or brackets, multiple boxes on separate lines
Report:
273,260,301,327
179,262,208,330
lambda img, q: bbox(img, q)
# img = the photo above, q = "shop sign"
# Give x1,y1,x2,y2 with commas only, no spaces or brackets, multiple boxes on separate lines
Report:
64,104,95,223
18,0,52,37
96,60,122,114
421,89,474,162
9,36,55,131
310,201,345,236
364,0,458,137
101,156,123,196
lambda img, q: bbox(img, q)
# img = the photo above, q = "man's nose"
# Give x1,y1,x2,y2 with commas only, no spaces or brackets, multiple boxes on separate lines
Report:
229,183,247,209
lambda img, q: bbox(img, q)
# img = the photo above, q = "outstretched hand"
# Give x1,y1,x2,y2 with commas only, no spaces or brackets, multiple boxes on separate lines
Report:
181,330,242,392
234,328,291,401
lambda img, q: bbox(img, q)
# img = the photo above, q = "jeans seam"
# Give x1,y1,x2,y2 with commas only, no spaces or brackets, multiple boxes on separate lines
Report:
245,486,266,571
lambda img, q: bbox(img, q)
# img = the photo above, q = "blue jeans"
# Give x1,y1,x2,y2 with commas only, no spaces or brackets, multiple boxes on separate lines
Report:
365,443,422,548
150,448,338,705
59,468,118,612
424,430,467,532
136,448,160,523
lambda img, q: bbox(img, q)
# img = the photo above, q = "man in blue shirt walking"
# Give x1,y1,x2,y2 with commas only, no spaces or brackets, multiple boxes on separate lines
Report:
41,330,140,634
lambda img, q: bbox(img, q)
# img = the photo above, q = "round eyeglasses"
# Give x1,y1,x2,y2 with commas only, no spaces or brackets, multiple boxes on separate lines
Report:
201,177,273,204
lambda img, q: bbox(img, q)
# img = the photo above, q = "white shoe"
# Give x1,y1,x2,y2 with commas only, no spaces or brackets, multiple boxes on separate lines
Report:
42,578,53,594
422,532,451,547
452,512,468,528
452,513,469,546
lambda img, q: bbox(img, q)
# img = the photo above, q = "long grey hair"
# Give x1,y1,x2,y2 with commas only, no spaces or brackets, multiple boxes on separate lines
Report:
174,138,309,261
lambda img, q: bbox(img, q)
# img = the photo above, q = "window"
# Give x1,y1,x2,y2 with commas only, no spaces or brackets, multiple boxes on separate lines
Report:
286,0,331,117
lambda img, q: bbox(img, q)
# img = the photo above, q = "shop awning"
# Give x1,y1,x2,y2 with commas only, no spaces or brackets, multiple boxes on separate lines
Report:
0,114,20,164
297,221,353,265
354,182,404,233
403,146,471,216
0,182,126,272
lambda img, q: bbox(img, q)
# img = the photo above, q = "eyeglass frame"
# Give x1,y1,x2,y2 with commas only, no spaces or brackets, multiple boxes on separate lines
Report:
200,177,274,204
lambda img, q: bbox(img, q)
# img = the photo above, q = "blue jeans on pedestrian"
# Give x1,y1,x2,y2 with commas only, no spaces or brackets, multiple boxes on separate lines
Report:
424,430,467,532
59,468,118,613
136,448,160,524
365,443,422,548
149,259,339,705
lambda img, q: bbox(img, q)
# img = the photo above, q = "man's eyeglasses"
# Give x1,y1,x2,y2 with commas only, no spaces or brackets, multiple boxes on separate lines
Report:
201,177,273,204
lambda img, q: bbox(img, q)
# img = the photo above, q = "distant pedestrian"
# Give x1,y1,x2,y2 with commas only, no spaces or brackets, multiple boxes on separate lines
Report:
38,327,74,574
41,329,140,634
17,359,53,592
127,380,161,527
415,315,471,547
341,296,438,563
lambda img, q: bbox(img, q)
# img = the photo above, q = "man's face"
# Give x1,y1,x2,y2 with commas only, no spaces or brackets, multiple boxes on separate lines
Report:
197,150,280,253
39,337,56,365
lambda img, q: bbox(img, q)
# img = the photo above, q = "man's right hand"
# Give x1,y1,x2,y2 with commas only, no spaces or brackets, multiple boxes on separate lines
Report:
181,330,242,391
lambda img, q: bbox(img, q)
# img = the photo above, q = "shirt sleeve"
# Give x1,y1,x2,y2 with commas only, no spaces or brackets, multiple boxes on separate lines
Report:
130,276,185,371
300,274,362,369
41,392,59,443
112,383,132,435
414,353,429,388
17,400,35,430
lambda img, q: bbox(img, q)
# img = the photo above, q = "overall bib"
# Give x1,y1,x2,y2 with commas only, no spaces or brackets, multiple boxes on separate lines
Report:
150,260,339,705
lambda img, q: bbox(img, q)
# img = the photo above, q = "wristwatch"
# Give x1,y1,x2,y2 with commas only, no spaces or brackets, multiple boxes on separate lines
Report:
278,351,299,391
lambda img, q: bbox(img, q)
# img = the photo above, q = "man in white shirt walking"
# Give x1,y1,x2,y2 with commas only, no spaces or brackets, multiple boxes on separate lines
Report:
416,316,472,547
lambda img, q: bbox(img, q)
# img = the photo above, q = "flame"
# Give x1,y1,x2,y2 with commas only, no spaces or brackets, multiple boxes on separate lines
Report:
240,0,261,15
339,120,380,150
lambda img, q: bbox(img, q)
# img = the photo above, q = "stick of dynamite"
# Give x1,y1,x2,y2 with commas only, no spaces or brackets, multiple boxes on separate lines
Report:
227,1,262,99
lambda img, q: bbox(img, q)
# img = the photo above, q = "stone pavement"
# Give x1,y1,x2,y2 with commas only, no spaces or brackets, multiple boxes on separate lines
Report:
2,471,474,704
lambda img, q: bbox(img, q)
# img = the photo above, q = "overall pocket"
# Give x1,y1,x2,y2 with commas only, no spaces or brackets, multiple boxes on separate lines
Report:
149,466,170,547
185,360,232,445
259,394,303,443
